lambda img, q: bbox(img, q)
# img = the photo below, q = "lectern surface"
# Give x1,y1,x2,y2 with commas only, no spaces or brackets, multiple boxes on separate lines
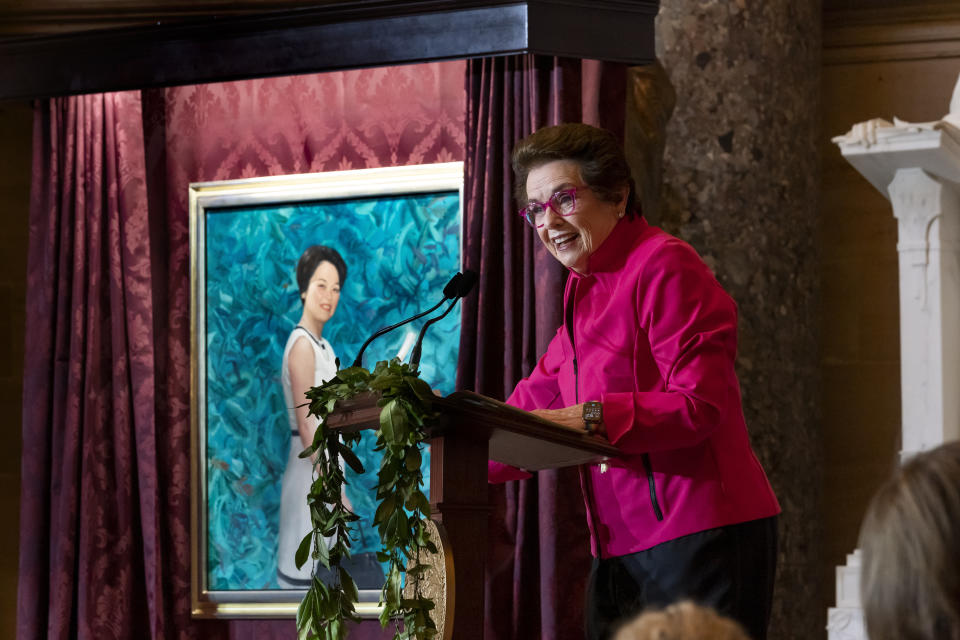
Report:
435,391,620,471
325,389,621,471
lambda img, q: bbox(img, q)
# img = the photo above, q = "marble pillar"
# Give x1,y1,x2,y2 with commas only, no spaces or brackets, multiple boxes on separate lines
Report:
889,167,960,456
835,118,960,457
650,2,823,638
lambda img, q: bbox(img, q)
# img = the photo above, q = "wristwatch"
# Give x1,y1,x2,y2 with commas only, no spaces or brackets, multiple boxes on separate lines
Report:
582,401,603,435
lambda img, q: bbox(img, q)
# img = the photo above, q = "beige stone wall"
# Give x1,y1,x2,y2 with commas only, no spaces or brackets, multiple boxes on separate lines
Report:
820,1,960,614
0,99,31,640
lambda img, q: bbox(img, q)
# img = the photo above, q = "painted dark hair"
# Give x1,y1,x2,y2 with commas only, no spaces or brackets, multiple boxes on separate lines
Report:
296,245,347,302
511,123,638,217
859,441,960,640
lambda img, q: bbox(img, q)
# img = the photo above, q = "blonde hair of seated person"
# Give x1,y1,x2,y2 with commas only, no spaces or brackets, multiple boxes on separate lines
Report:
859,440,960,640
612,601,750,640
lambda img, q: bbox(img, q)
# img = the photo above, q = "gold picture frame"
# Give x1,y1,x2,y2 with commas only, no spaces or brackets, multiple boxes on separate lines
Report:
189,162,463,618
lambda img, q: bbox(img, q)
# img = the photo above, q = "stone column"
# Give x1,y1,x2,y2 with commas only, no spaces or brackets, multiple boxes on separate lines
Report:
650,2,823,639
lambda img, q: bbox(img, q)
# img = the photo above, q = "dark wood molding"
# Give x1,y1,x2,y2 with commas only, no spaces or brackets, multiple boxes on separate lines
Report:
0,0,659,100
0,0,341,35
823,3,960,64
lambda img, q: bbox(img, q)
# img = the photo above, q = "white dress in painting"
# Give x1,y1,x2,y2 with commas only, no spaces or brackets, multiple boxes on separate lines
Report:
276,326,337,588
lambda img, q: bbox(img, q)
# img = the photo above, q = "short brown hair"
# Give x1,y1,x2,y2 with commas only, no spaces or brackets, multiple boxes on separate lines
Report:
511,123,638,217
613,601,750,640
859,441,960,640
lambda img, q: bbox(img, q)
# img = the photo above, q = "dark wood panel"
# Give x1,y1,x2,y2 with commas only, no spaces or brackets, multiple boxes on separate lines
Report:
0,0,333,35
822,1,960,64
823,0,952,12
823,0,960,32
0,0,658,100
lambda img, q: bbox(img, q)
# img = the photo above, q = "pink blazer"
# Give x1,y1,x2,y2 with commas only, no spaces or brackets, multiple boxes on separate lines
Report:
492,216,780,558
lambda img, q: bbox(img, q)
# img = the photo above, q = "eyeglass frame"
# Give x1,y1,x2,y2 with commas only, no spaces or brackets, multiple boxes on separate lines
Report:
518,186,588,228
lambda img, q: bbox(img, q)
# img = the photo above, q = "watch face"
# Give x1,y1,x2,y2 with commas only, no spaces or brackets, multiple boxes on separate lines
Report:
583,402,602,422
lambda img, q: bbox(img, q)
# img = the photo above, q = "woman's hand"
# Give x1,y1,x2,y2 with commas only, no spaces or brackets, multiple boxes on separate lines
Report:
530,404,606,436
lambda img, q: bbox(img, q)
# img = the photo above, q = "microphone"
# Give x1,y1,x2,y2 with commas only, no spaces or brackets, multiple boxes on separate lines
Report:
409,270,478,371
351,272,464,368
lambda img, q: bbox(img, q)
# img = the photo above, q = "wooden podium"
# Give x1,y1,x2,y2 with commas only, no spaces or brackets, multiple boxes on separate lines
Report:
327,390,620,640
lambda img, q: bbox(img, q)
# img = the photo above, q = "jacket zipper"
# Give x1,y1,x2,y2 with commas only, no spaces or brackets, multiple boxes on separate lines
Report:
642,453,664,521
568,280,664,525
565,282,603,557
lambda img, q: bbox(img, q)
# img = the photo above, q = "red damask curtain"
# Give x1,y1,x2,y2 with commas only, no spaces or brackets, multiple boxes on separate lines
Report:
459,55,626,640
18,92,167,640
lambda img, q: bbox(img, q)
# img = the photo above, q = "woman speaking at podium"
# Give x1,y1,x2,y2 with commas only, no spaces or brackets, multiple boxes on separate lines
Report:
490,124,781,640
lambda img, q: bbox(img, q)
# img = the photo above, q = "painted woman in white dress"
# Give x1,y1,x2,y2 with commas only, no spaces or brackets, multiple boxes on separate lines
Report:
276,245,384,589
276,245,346,588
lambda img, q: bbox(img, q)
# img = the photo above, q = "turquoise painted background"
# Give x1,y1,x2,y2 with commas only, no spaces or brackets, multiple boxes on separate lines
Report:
203,190,460,590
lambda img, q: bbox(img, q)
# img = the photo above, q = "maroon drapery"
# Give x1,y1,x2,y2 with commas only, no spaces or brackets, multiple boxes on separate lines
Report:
458,55,625,640
18,92,164,640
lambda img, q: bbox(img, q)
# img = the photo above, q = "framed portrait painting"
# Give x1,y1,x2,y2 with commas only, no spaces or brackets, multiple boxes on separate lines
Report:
189,162,463,617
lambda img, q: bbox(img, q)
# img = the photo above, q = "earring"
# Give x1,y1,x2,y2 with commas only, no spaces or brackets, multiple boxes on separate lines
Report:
618,209,625,218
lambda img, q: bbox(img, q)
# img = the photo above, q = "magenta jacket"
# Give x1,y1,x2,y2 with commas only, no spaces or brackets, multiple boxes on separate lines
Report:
492,216,780,558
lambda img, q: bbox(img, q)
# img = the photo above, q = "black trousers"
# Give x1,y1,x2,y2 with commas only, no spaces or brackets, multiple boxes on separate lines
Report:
585,516,778,640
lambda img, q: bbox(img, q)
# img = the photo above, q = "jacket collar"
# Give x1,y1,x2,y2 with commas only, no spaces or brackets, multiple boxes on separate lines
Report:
570,215,649,278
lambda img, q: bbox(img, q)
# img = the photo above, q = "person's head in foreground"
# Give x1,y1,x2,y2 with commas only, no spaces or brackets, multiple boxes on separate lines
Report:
859,440,960,640
512,123,637,274
612,601,750,640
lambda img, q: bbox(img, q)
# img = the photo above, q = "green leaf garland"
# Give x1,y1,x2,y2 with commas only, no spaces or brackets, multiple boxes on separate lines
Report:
295,359,439,640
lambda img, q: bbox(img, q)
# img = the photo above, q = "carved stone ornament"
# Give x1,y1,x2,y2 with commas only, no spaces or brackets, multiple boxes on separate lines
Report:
889,168,944,261
831,73,960,149
402,518,453,640
826,608,866,640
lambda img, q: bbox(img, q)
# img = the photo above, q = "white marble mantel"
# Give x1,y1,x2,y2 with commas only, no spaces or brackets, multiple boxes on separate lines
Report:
827,81,960,640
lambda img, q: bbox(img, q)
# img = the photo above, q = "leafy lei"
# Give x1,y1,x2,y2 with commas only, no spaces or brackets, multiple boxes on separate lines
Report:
295,359,439,640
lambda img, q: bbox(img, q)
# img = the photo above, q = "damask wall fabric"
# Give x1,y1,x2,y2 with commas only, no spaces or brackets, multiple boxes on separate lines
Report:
21,61,465,640
162,63,466,182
